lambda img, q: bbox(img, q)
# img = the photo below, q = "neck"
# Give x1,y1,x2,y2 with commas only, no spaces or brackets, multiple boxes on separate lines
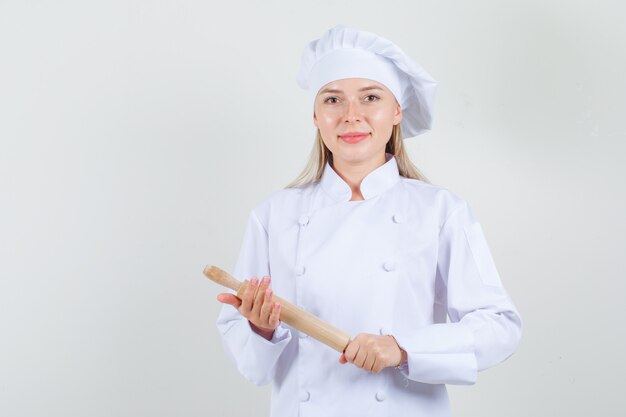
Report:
332,154,387,201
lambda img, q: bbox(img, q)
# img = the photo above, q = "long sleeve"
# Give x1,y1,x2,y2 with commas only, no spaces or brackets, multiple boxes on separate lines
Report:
216,210,293,386
394,200,523,385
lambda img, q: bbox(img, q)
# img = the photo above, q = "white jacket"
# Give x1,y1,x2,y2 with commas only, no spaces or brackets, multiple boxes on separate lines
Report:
216,154,522,417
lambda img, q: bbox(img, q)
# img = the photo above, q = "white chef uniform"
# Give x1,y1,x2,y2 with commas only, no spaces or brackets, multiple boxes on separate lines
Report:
216,153,522,417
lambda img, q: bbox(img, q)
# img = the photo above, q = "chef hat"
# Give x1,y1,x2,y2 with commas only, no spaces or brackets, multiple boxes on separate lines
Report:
296,25,438,138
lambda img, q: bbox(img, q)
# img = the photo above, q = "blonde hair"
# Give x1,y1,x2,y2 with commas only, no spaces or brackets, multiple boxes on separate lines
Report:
286,124,429,188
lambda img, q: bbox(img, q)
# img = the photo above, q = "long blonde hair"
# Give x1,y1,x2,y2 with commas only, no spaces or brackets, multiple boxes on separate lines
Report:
286,124,429,188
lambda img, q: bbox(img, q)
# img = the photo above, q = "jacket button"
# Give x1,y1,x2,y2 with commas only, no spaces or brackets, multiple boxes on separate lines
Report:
299,390,310,402
298,215,310,226
375,391,386,401
383,261,396,272
299,331,309,339
296,265,306,276
392,214,404,224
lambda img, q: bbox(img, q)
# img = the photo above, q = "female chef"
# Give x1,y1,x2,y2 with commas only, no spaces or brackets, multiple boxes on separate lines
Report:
215,25,522,417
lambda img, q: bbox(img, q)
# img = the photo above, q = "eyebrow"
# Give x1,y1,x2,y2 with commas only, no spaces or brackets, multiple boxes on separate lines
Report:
318,85,384,95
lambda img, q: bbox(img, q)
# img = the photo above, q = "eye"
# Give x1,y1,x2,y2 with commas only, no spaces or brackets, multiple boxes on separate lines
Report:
364,94,380,102
323,96,339,104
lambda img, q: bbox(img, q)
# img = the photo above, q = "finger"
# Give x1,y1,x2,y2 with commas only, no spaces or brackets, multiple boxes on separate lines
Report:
363,351,376,372
371,356,383,374
268,302,281,328
343,341,360,363
259,288,274,325
354,349,368,369
240,277,258,316
251,276,270,318
338,353,347,364
216,293,242,309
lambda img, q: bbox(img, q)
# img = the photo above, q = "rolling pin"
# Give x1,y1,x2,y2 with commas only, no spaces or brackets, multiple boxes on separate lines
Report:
204,265,351,352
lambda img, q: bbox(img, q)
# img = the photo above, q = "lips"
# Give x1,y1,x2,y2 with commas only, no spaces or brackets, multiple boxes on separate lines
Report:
339,132,370,144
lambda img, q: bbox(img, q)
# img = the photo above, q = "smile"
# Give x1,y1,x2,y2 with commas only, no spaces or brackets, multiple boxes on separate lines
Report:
339,132,370,144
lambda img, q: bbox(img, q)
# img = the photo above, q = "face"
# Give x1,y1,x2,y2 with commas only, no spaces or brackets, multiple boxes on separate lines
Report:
313,78,402,170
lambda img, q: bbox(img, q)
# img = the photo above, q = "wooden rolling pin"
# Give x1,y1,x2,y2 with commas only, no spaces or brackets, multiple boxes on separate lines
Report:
204,265,351,352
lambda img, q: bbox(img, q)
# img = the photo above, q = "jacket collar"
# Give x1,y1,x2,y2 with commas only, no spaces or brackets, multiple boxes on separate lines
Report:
320,153,400,202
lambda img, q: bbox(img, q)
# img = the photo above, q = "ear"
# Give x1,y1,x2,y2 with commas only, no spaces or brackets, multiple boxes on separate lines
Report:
393,102,403,125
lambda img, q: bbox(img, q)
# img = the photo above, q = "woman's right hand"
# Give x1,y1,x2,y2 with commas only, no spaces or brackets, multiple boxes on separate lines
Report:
217,276,281,341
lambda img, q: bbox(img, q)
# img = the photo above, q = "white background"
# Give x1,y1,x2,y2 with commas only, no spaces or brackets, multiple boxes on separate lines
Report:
1,1,625,416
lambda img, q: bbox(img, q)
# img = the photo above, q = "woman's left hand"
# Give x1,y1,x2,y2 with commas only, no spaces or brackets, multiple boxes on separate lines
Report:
339,333,407,373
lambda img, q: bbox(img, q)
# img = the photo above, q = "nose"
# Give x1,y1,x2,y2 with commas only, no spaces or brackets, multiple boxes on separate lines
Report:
343,99,362,124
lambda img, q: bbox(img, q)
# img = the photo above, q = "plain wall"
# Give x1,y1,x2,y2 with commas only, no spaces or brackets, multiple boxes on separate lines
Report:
1,1,625,416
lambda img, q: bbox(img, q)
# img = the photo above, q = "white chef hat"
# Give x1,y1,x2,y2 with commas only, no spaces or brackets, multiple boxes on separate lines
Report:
296,25,438,138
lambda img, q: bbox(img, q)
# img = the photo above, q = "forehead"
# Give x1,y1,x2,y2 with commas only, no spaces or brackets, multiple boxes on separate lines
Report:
316,78,392,95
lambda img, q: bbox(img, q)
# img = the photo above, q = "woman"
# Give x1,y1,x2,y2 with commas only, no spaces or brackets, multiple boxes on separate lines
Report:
216,25,522,417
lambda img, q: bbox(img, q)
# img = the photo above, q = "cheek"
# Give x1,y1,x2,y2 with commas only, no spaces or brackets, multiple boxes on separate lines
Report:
320,135,337,154
370,109,396,129
315,112,340,130
377,104,398,119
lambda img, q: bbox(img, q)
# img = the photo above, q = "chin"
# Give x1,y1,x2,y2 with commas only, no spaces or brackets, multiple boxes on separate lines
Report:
334,152,377,165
